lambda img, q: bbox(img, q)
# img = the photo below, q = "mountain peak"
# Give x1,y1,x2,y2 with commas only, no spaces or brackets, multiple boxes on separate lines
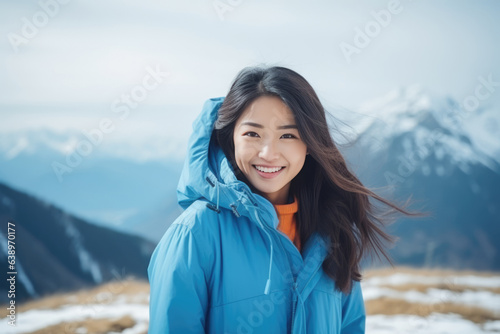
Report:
357,85,461,133
360,84,437,113
353,85,500,173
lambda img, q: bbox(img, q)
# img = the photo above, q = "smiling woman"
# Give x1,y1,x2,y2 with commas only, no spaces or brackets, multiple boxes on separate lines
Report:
147,66,413,334
232,96,308,205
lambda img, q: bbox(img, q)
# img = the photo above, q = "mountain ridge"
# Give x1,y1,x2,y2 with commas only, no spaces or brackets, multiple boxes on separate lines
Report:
0,182,156,303
345,86,500,270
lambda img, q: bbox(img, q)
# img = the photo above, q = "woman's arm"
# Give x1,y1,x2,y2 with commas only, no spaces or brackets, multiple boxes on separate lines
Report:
340,280,366,333
148,223,211,333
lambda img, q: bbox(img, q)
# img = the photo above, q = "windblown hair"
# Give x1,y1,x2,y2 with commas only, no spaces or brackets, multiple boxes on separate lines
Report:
214,66,411,293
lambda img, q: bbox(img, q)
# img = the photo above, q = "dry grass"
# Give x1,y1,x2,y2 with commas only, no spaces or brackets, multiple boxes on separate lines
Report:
27,315,137,334
363,267,500,325
365,298,499,324
371,282,500,294
1,267,498,332
0,280,149,333
364,266,500,278
0,279,149,317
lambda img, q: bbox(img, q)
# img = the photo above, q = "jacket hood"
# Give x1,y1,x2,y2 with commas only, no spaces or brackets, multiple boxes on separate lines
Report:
177,97,279,228
177,97,282,295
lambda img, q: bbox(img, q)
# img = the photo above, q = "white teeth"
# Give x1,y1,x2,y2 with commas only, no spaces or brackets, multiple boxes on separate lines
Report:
255,165,283,173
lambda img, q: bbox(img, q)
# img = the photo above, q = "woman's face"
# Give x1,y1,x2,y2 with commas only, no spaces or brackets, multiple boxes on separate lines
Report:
233,96,308,205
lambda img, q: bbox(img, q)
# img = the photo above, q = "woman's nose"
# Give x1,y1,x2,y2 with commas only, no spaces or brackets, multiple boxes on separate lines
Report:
258,141,280,161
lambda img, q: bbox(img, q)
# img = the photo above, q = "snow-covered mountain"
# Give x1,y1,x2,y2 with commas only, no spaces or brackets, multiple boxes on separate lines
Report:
351,85,500,171
0,128,184,239
0,182,156,303
344,86,500,270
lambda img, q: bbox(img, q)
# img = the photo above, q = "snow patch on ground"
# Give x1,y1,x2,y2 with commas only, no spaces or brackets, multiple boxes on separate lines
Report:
367,313,500,334
0,299,148,334
1,271,499,334
362,286,500,313
363,273,500,288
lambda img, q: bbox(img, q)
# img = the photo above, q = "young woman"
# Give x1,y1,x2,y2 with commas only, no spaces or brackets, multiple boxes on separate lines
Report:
148,66,407,333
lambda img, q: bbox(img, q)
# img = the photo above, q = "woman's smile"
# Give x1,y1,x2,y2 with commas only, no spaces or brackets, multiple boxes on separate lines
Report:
233,96,308,205
253,165,286,178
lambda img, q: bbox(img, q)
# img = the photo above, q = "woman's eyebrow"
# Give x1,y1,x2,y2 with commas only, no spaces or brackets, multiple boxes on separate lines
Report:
240,121,298,129
240,121,264,128
277,124,298,129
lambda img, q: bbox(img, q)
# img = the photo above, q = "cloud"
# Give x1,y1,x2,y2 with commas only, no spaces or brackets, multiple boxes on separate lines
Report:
1,0,499,137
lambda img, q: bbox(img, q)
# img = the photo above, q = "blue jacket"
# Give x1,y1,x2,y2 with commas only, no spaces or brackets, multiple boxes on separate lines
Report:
148,97,366,333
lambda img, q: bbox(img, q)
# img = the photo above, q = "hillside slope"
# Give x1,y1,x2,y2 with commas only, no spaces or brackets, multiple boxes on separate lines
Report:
0,183,156,303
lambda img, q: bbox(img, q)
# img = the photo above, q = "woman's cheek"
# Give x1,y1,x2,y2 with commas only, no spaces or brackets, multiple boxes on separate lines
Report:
235,140,257,165
240,140,258,155
283,142,307,158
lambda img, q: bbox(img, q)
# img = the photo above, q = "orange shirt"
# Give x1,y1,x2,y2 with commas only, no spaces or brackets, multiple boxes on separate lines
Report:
274,198,301,252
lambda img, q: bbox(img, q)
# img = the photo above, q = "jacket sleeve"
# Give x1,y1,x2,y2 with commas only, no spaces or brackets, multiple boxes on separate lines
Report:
340,280,366,334
148,222,211,333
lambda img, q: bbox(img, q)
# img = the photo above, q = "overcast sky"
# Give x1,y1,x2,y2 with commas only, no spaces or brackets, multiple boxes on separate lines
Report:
1,0,499,144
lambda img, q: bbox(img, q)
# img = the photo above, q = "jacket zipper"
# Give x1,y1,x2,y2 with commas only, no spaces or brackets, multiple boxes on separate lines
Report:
302,263,322,296
261,221,298,332
284,235,323,333
258,211,322,333
291,281,297,332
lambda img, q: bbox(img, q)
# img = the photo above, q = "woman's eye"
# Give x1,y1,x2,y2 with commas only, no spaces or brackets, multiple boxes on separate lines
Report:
281,133,297,139
243,131,259,137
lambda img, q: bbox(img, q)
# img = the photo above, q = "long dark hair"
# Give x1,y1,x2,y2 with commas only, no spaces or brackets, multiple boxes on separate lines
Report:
214,66,411,293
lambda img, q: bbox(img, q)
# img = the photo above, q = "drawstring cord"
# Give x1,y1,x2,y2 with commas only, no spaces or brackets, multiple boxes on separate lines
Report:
215,181,220,212
205,176,221,213
254,208,273,295
206,176,273,296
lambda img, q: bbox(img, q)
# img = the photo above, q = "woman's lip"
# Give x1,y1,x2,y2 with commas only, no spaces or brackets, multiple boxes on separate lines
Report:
253,165,284,168
252,165,285,179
